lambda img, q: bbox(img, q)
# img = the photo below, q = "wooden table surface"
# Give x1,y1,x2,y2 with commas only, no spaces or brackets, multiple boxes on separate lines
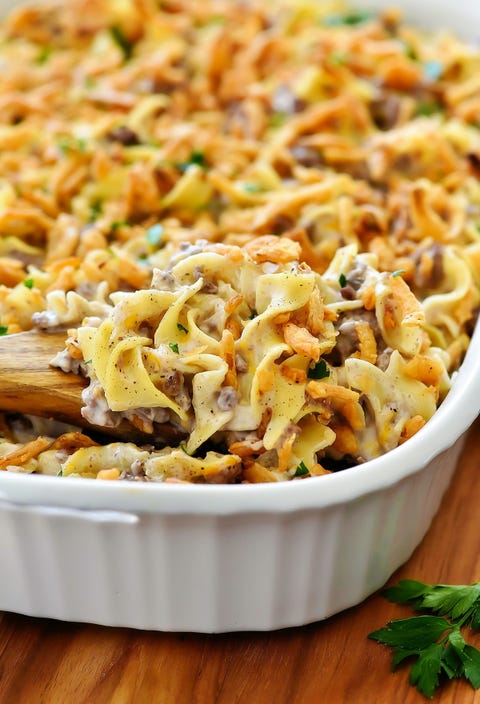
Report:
0,421,479,704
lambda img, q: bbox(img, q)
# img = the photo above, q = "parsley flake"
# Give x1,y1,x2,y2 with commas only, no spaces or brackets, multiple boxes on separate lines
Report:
179,443,189,455
294,461,309,477
328,51,348,66
89,200,103,222
57,469,63,477
206,14,226,25
308,359,330,380
168,342,179,354
146,224,164,246
110,25,133,61
111,220,129,232
177,323,188,334
391,269,406,278
0,325,8,336
339,273,347,287
324,10,375,26
36,46,52,64
189,150,206,167
58,137,87,154
368,579,480,698
269,112,287,129
415,100,444,117
404,44,418,61
23,278,34,289
177,150,207,172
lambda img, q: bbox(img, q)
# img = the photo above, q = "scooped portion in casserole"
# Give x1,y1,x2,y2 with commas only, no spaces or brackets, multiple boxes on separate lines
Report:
0,0,479,481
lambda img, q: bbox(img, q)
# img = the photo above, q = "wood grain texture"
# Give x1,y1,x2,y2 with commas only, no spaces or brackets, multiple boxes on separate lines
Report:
0,331,86,425
0,331,179,444
0,421,479,703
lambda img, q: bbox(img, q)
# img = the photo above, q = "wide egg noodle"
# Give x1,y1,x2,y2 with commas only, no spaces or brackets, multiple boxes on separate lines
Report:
375,277,425,358
345,352,437,457
186,355,232,453
261,356,309,451
152,278,204,348
253,268,316,316
145,449,241,483
231,341,288,433
79,318,188,419
40,287,112,326
161,164,213,211
422,248,479,340
291,418,336,471
62,443,151,479
238,269,315,444
111,289,179,335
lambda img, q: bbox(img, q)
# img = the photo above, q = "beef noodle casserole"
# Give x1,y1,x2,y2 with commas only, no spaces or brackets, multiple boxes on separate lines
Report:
0,0,479,483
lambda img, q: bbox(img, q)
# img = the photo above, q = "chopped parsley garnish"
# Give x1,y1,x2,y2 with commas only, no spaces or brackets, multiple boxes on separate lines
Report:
168,342,179,354
111,220,129,232
206,14,226,25
84,359,92,365
177,150,207,172
23,278,34,289
269,112,287,129
294,461,309,477
369,579,480,698
36,46,52,64
189,149,207,168
146,223,164,246
403,43,418,61
338,273,347,287
328,51,348,66
0,325,8,336
179,443,189,455
415,100,444,117
391,269,406,278
89,200,103,222
177,323,188,334
324,10,375,27
59,137,87,154
308,359,330,380
57,469,63,477
249,309,257,320
110,25,133,61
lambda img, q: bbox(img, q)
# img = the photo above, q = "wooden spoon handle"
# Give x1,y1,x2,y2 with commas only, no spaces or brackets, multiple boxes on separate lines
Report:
0,331,86,426
0,330,185,445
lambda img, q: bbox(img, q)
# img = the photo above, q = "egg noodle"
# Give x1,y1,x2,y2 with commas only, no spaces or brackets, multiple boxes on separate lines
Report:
0,0,479,483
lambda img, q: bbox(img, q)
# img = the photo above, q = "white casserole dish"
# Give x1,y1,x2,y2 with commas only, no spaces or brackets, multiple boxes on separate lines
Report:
0,0,479,632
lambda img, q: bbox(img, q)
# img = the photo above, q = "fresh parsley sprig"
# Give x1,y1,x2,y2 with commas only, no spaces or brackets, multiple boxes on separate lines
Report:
368,579,480,698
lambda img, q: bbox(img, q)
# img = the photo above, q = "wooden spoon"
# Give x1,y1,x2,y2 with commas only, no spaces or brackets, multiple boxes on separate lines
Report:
0,330,182,444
